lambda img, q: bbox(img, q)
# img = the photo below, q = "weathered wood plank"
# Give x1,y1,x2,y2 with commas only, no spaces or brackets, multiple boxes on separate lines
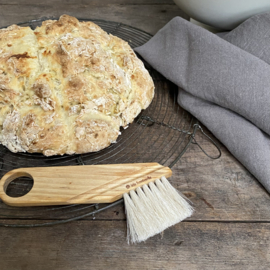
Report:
0,0,175,4
96,128,270,222
78,124,270,222
177,126,270,221
0,1,267,221
0,125,269,222
0,0,269,225
88,121,270,222
0,1,269,269
1,220,270,270
0,4,187,35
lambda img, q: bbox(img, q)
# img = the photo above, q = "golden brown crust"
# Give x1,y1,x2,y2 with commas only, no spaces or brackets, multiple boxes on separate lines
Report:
0,15,154,156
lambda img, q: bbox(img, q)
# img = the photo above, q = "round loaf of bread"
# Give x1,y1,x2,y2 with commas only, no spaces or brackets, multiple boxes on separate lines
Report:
0,15,154,156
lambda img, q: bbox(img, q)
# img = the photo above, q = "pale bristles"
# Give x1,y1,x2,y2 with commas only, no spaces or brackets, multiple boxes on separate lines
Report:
124,176,193,244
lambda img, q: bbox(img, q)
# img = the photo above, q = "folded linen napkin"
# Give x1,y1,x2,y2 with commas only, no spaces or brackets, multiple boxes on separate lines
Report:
135,12,270,193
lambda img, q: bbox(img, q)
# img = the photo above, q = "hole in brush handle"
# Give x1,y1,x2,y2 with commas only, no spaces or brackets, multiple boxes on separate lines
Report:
1,171,34,198
5,176,34,198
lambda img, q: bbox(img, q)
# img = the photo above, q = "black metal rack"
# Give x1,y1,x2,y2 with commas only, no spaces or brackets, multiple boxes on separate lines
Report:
0,18,197,227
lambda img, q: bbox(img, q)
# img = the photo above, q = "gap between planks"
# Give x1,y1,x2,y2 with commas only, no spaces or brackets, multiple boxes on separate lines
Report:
1,219,270,223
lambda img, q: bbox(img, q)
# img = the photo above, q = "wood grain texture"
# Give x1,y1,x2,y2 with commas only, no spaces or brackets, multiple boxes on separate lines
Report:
0,126,269,221
82,127,270,222
0,0,268,222
0,164,172,206
0,0,175,4
0,1,269,269
1,220,270,270
174,126,270,221
55,127,270,222
0,4,187,35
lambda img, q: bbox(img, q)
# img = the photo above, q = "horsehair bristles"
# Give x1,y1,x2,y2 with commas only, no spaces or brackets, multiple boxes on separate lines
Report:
124,176,193,244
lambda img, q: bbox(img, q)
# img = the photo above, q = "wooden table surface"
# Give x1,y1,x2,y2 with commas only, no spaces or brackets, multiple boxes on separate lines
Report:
1,1,270,269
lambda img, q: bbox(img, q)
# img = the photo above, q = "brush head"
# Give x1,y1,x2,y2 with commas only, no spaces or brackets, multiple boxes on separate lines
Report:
123,176,193,244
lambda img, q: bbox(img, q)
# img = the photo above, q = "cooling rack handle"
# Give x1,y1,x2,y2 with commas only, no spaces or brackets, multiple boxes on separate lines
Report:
0,163,172,207
191,124,222,159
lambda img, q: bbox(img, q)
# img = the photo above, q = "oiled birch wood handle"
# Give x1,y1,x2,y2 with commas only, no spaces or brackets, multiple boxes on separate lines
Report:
0,163,172,207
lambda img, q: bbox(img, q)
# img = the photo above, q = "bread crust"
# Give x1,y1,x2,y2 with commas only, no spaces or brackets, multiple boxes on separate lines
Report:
0,15,154,156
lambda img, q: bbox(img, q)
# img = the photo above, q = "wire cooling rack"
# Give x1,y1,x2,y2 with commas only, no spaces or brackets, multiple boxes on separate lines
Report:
0,18,199,227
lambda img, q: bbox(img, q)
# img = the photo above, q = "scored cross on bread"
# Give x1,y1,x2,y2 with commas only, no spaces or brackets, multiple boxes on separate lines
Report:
0,15,154,156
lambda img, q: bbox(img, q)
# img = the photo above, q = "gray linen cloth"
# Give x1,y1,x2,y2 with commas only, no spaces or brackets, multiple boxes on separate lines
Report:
135,12,270,193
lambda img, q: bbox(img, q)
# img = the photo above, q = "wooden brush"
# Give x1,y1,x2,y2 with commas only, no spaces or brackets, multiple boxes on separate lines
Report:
0,163,193,243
